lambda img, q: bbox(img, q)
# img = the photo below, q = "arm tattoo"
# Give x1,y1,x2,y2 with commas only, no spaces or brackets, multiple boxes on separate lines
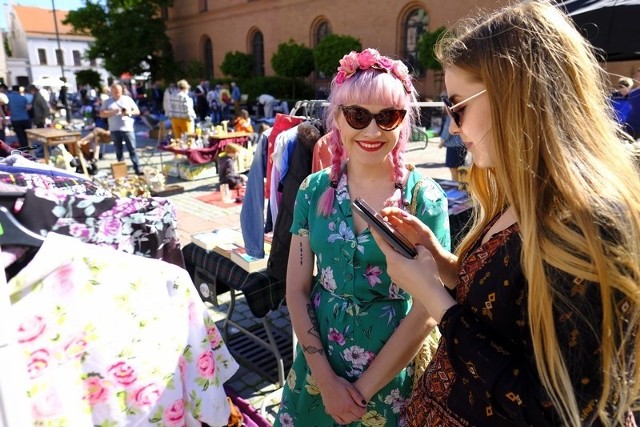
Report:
306,303,321,339
299,241,303,266
302,344,324,356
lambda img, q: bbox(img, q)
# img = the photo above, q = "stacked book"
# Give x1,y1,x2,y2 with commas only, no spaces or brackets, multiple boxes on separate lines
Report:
190,228,271,273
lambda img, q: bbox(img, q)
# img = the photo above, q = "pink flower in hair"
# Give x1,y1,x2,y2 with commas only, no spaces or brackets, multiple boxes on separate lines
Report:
335,70,347,85
377,56,394,70
338,52,359,74
391,61,410,82
335,48,413,94
357,48,380,69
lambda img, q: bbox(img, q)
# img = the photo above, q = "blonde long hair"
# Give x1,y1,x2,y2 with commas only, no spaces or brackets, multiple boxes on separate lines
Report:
437,1,640,425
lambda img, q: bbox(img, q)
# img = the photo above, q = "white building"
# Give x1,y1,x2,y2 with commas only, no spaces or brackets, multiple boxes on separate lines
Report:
5,4,110,91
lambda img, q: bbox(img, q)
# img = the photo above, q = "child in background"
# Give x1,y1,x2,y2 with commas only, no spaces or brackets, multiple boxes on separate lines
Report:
232,109,254,133
217,142,248,190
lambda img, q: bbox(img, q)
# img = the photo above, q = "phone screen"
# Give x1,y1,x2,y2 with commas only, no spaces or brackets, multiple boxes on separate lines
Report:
352,197,417,259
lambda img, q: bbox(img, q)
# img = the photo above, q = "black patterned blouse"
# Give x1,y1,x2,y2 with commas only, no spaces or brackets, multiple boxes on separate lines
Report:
406,216,619,426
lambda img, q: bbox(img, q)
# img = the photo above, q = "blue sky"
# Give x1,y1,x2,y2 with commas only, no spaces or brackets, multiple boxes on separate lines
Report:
2,0,86,30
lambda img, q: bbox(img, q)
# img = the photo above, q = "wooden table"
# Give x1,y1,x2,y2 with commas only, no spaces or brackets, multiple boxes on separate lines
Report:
160,131,253,165
25,128,88,176
209,131,252,148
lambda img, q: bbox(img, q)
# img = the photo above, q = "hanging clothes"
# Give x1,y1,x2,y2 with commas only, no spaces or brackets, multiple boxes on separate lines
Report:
240,130,270,258
7,232,238,426
266,121,322,282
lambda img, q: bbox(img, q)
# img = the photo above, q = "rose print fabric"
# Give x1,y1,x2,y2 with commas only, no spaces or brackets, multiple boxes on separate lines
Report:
8,232,239,426
274,168,450,426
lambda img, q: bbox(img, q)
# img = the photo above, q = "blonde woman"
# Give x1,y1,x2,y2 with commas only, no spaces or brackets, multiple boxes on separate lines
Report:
372,2,640,426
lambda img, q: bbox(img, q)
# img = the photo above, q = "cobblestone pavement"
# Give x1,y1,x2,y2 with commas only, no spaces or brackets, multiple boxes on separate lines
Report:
87,127,452,424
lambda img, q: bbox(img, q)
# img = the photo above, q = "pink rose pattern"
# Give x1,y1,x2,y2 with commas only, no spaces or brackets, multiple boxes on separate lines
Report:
11,255,236,425
197,351,216,378
83,376,109,406
335,48,413,94
164,399,186,426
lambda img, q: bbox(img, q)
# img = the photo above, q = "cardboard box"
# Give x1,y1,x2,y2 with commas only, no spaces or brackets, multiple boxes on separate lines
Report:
178,162,217,181
111,161,128,179
162,159,188,178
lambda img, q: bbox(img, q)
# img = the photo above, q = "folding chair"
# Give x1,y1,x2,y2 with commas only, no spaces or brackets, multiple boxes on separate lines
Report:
140,121,168,168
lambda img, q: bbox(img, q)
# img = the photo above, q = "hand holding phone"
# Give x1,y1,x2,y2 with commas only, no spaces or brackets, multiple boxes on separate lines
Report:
352,197,417,259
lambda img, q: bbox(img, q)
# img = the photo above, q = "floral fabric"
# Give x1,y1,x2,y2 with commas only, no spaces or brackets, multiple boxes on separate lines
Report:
16,188,184,268
8,232,239,426
275,168,450,427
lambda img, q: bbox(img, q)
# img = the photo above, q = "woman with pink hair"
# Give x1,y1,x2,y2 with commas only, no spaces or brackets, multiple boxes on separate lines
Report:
274,49,450,426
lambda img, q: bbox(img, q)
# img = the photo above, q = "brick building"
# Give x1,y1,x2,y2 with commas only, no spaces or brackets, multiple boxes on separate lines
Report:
164,0,639,99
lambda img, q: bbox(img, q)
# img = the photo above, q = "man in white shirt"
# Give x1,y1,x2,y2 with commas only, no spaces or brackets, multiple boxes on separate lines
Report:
100,81,142,175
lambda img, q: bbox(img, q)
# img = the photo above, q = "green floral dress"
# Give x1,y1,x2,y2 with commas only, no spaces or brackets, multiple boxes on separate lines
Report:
275,168,450,427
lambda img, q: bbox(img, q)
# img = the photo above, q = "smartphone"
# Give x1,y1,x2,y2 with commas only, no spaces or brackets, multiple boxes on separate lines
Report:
352,197,417,259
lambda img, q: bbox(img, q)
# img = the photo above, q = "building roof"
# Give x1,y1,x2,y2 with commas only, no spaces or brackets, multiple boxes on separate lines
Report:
13,5,77,36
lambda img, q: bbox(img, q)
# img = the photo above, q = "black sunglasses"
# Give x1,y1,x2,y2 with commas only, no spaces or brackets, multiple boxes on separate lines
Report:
340,105,407,131
441,89,486,128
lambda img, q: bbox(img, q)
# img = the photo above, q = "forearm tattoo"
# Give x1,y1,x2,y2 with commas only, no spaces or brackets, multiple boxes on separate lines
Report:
306,303,321,339
298,241,303,266
302,344,324,356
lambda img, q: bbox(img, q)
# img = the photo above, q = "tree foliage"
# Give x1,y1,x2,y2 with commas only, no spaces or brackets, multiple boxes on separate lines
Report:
417,26,446,72
313,34,361,77
271,40,314,79
271,40,314,98
220,51,255,79
64,0,176,81
75,69,104,89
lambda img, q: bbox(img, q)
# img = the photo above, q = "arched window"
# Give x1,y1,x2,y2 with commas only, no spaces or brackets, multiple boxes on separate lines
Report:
314,20,331,47
203,38,213,79
313,19,332,80
251,31,265,77
403,9,428,77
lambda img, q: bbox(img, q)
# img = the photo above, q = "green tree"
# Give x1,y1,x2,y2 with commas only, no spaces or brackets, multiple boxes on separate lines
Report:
64,0,176,82
417,26,446,73
177,59,205,85
313,34,361,77
75,69,103,89
271,40,314,98
220,51,254,79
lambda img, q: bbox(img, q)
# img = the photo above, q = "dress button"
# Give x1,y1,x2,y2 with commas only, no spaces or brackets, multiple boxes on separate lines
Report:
345,273,353,281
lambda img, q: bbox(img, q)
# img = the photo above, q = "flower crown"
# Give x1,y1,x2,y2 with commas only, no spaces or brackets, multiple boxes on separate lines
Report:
335,48,413,94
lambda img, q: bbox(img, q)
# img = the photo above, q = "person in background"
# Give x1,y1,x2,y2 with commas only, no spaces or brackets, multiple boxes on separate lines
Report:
230,81,242,114
624,69,640,139
611,77,633,132
274,48,450,426
371,2,640,426
437,112,467,181
232,108,253,134
219,83,232,121
99,81,142,175
150,81,164,115
216,142,248,190
58,78,70,122
206,84,222,125
162,82,177,115
194,80,209,121
166,79,196,140
7,85,31,150
257,93,278,119
28,85,51,129
0,83,9,142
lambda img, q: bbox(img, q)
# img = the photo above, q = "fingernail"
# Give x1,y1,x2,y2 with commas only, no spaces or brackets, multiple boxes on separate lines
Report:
400,211,408,218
